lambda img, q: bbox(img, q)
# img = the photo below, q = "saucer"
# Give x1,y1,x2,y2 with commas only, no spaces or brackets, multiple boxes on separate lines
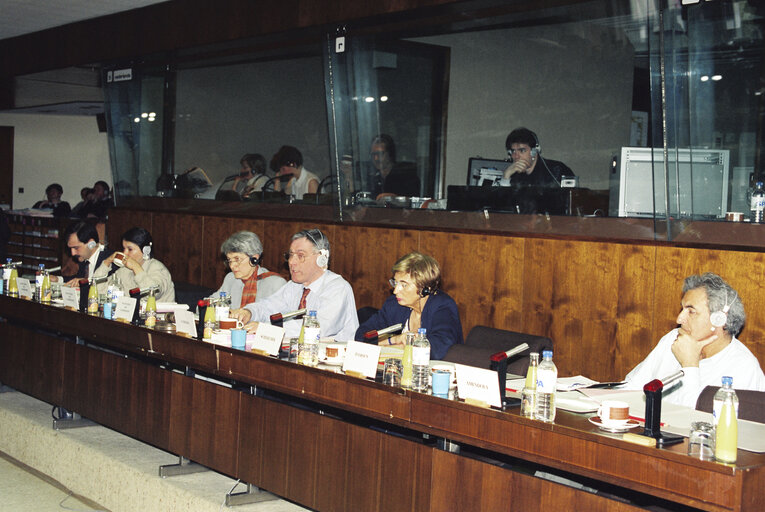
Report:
588,416,640,433
321,357,345,367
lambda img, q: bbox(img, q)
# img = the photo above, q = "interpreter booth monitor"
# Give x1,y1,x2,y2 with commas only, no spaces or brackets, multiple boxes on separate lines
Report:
466,157,510,186
616,147,730,219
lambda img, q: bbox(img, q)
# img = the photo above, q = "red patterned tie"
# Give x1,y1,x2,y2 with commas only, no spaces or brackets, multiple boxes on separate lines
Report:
298,288,310,309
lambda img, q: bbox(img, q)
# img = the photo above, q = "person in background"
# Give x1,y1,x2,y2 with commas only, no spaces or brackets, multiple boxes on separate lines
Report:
61,220,114,286
356,252,462,360
500,127,574,188
70,187,93,217
214,231,286,311
78,180,113,219
231,228,358,340
341,134,420,200
33,183,71,217
220,154,269,198
622,272,765,407
271,146,319,200
94,227,175,302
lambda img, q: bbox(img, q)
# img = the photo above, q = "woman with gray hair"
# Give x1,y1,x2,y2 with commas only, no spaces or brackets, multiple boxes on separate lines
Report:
213,231,286,311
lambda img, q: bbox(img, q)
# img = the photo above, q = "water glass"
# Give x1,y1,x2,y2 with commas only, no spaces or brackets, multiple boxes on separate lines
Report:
383,358,403,387
688,421,715,460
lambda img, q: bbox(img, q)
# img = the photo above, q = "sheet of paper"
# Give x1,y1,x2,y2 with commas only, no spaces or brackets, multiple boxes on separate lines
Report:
556,376,600,391
455,363,502,409
343,340,380,378
251,323,284,355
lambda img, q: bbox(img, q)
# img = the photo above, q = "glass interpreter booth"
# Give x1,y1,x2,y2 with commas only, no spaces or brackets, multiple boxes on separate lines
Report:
99,0,765,242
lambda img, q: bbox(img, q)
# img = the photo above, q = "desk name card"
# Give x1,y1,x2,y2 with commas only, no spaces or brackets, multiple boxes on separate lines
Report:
455,364,502,408
251,323,284,355
342,340,381,378
114,296,137,322
17,278,32,299
61,286,79,310
174,310,197,337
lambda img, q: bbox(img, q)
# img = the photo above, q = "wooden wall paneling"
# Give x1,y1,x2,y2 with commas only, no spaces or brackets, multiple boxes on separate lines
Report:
522,239,655,381
0,324,65,406
343,424,384,511
252,397,292,497
419,230,525,340
332,224,419,311
377,433,432,512
283,404,321,507
653,245,765,368
149,212,201,285
236,393,266,489
106,209,153,248
201,215,236,289
313,414,351,512
167,375,241,476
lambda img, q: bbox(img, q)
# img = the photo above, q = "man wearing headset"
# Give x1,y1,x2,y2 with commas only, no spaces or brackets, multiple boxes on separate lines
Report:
233,228,358,340
622,273,765,407
61,220,114,286
499,127,574,188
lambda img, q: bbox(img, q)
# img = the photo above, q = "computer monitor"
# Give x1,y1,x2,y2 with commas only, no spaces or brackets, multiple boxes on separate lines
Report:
616,147,730,219
466,157,510,186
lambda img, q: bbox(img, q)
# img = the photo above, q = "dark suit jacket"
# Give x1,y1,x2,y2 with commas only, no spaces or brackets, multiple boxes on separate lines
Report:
355,291,463,360
63,247,115,281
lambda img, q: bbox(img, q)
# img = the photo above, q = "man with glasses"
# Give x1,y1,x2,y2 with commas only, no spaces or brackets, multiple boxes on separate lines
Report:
215,231,285,311
233,228,358,340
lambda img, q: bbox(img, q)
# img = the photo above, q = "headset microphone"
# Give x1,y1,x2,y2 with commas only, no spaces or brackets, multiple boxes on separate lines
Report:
249,254,262,267
86,240,97,250
710,291,737,328
420,286,432,298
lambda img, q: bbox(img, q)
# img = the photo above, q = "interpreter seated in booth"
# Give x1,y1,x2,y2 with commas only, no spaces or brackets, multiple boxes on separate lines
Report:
622,272,765,408
271,146,320,200
94,227,175,302
214,231,285,309
355,252,462,360
232,228,358,340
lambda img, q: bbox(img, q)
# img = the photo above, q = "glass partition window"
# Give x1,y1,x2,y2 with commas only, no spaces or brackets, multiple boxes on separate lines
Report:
100,0,765,236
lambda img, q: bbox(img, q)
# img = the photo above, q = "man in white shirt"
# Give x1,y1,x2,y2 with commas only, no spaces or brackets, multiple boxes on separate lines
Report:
234,228,358,340
61,220,114,286
623,272,765,408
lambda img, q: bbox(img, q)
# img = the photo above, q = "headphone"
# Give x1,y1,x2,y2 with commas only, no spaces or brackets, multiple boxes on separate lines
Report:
142,242,152,260
86,240,97,250
530,131,541,159
420,286,432,298
305,230,330,268
710,291,738,328
249,254,262,266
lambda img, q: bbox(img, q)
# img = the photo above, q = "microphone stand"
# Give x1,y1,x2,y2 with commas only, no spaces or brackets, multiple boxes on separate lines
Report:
270,308,307,328
260,175,290,201
489,343,529,409
315,175,337,204
363,323,404,343
641,370,685,445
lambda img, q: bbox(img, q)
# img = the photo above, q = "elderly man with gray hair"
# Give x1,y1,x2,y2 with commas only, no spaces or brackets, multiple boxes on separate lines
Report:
215,231,286,312
623,272,765,408
232,228,358,340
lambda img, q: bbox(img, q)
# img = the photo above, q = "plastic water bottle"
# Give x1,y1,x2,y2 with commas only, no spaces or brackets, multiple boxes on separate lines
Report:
35,263,45,301
216,291,231,325
299,310,320,367
411,328,431,393
534,350,557,422
521,352,539,417
713,376,739,425
750,181,765,223
714,376,738,463
3,258,12,294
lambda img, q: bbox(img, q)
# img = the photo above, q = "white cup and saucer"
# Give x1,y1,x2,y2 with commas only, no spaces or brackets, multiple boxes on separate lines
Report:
113,252,127,268
589,400,640,432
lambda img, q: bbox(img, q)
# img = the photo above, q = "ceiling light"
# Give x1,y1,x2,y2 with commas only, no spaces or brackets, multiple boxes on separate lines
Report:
711,75,722,81
380,96,388,102
700,75,709,82
364,96,375,103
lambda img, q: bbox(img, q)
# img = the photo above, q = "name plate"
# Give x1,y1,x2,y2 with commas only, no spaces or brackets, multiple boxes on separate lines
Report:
342,340,381,379
174,310,197,337
17,278,32,299
251,323,284,356
455,364,502,409
61,286,79,309
114,296,137,322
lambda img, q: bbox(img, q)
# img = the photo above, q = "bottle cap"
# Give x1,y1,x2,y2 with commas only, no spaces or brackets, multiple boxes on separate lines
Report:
418,328,427,334
309,310,317,316
542,349,553,358
722,376,733,386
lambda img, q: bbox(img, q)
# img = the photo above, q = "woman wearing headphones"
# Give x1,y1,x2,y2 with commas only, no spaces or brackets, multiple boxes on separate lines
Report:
214,231,286,313
94,227,175,301
356,252,463,360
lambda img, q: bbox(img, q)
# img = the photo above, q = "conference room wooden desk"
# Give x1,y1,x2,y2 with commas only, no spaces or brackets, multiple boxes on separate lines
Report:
1,296,763,512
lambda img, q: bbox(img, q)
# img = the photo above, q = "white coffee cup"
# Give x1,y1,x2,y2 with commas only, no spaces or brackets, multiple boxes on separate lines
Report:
597,400,630,426
113,252,126,267
219,317,244,329
324,344,346,360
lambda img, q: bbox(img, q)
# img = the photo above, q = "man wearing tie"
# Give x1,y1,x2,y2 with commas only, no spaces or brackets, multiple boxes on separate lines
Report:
61,220,114,286
234,228,358,340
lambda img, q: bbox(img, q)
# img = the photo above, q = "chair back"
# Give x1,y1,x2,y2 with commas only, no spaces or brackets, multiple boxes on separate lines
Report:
696,386,765,424
442,325,553,375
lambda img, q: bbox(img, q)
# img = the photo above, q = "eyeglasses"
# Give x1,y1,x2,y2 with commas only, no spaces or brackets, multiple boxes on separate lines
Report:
507,147,530,156
284,251,313,263
226,256,247,267
370,151,387,158
389,278,413,290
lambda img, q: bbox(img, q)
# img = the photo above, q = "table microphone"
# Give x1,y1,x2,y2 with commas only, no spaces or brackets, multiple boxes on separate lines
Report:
270,307,307,327
363,323,404,342
47,265,61,273
642,370,685,445
489,342,530,363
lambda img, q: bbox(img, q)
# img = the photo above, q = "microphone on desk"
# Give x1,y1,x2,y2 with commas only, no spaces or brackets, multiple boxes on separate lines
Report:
47,265,61,274
641,370,684,445
260,175,292,200
489,342,530,409
128,285,159,297
363,323,404,343
270,307,307,327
